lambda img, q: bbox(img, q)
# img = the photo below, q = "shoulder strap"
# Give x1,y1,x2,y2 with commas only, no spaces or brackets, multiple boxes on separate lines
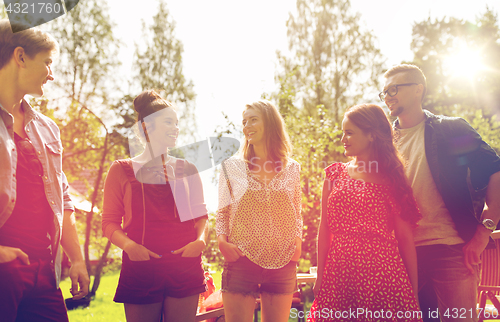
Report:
175,159,185,178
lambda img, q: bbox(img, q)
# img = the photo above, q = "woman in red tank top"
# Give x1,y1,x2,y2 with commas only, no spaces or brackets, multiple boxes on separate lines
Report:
102,90,208,322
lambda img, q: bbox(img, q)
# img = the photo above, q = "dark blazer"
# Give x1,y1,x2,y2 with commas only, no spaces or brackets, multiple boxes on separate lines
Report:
395,110,500,244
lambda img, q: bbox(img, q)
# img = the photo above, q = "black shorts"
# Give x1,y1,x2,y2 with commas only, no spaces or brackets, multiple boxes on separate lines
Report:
114,253,207,304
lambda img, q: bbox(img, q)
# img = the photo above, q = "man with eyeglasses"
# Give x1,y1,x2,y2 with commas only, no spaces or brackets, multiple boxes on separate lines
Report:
380,64,500,322
0,20,89,321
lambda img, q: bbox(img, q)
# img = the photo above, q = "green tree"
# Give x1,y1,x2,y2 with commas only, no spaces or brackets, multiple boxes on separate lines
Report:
410,8,500,152
132,0,196,141
202,214,224,271
281,0,385,122
45,0,121,105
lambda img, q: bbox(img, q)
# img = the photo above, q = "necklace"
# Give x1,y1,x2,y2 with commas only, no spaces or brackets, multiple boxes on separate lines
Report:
143,154,173,182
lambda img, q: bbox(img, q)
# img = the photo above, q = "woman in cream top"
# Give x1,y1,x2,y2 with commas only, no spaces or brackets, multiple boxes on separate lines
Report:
216,100,302,322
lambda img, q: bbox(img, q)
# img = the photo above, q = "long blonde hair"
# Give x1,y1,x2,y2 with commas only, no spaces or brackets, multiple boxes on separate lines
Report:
239,100,292,169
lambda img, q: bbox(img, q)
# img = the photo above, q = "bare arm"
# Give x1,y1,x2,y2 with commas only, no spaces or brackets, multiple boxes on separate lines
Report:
313,179,333,296
394,214,419,302
463,171,500,273
61,210,90,299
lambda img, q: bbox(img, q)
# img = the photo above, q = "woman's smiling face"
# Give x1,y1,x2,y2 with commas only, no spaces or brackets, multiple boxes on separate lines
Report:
145,107,179,149
242,107,265,147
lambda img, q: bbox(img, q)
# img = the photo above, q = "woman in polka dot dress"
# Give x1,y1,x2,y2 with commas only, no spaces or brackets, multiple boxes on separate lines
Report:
308,104,422,322
216,100,302,322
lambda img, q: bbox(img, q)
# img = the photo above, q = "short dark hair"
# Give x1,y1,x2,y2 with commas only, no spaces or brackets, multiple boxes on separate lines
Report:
0,19,59,70
384,64,427,101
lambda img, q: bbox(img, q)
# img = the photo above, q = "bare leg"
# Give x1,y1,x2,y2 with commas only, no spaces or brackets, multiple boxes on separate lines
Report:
260,292,293,322
163,294,199,322
222,291,256,322
124,302,162,322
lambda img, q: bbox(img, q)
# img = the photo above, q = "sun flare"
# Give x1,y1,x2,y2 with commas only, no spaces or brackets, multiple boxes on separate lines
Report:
443,42,484,79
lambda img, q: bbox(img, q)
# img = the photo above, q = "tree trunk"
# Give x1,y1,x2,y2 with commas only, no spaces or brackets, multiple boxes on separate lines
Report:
89,239,112,297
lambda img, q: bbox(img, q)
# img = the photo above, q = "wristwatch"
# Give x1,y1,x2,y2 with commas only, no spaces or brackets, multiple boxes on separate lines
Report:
482,219,497,232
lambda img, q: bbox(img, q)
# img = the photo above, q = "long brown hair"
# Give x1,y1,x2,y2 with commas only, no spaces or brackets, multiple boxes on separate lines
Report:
239,100,292,168
344,104,419,224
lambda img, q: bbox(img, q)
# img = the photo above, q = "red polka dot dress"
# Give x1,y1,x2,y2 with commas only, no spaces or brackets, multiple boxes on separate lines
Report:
308,163,422,322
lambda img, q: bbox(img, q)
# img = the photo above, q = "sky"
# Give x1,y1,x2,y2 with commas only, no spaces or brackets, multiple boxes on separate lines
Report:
99,0,500,211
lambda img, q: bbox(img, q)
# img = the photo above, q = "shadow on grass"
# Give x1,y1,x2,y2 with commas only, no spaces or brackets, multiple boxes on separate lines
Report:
60,271,125,322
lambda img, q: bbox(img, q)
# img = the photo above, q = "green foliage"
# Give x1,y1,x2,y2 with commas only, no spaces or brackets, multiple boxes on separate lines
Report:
469,110,500,153
133,0,197,142
280,0,385,122
0,5,6,19
410,8,500,152
297,258,312,273
289,107,344,265
43,0,121,105
202,214,224,271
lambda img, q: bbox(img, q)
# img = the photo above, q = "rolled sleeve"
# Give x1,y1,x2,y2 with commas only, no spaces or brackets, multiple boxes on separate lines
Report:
62,171,75,212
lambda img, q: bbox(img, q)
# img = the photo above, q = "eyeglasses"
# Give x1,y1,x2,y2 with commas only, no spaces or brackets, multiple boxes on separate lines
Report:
379,83,418,101
17,138,44,177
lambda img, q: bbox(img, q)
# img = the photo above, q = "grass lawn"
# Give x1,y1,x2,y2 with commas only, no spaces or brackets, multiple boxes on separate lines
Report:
60,271,223,322
60,270,310,322
60,271,499,322
60,272,125,322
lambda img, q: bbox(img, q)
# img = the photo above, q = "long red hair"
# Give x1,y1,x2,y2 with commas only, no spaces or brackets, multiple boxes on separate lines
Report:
344,104,420,224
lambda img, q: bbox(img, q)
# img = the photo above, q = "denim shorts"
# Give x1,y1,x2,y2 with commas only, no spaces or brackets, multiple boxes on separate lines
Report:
221,256,297,297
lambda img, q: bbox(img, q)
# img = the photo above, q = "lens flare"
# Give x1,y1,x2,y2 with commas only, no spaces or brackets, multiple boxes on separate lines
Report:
443,42,484,79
